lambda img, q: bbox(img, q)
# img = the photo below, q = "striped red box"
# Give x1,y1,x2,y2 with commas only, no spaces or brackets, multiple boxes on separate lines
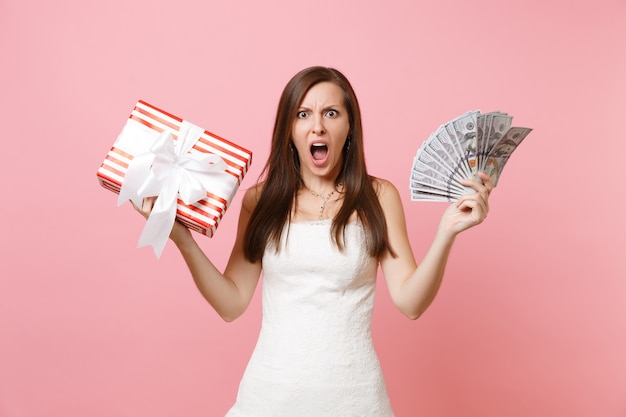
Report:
97,100,253,238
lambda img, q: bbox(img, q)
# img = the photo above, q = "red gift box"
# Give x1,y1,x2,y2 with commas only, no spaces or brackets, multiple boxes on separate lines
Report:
97,100,252,254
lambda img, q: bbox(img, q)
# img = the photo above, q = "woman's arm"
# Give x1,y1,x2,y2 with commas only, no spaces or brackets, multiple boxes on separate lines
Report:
137,186,263,322
378,172,492,319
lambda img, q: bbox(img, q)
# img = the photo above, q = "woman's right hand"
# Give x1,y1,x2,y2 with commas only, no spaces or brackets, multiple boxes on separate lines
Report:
130,197,193,246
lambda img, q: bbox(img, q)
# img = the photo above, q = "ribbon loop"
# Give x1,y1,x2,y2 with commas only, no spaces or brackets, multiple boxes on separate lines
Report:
117,120,229,258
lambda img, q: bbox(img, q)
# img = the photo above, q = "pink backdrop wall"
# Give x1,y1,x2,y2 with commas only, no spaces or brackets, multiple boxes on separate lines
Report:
1,0,625,416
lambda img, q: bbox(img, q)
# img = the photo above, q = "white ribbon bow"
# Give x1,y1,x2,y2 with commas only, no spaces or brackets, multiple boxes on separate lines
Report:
118,121,227,258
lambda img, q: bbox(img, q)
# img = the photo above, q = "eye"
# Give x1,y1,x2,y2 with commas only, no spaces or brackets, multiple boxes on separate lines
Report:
297,110,308,119
326,109,338,118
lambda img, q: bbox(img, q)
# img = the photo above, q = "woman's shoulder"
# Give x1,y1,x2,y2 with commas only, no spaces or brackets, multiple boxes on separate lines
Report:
241,182,265,213
369,176,403,214
370,176,400,198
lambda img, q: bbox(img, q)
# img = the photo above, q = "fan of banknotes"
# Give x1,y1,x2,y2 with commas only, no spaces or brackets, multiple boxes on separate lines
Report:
410,110,532,202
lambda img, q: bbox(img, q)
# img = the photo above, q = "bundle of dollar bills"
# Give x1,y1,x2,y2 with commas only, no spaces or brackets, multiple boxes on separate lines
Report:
410,110,532,202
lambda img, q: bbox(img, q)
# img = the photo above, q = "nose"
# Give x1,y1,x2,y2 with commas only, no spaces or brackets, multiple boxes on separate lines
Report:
311,114,326,135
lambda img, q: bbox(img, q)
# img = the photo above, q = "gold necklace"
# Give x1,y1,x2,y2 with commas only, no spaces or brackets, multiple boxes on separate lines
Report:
304,183,342,220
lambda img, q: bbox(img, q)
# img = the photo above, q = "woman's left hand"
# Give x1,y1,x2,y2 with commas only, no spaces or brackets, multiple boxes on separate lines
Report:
440,172,494,236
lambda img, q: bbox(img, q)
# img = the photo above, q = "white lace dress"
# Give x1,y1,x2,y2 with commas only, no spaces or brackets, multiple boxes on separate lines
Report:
225,220,395,417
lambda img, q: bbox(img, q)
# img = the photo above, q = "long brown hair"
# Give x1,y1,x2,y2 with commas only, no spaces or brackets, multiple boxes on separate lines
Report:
244,66,393,262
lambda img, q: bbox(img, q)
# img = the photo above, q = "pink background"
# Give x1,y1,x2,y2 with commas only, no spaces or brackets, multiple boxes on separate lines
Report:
1,0,625,416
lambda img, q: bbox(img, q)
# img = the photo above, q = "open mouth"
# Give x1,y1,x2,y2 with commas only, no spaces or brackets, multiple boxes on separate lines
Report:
310,143,328,161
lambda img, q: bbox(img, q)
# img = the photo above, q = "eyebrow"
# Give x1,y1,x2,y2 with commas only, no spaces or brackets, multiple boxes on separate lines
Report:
297,105,343,111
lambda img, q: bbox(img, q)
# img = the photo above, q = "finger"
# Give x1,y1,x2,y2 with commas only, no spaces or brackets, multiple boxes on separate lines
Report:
460,177,492,214
460,177,485,193
457,195,480,213
465,189,489,214
462,173,493,194
129,199,148,219
477,172,494,193
142,196,156,214
457,194,488,219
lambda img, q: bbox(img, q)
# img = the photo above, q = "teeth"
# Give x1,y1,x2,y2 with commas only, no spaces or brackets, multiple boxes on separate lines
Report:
310,143,328,161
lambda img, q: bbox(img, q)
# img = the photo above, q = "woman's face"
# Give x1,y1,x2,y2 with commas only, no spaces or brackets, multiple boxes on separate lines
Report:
291,81,350,181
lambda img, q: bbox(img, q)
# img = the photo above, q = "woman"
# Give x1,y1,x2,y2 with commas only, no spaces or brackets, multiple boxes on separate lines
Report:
137,66,493,416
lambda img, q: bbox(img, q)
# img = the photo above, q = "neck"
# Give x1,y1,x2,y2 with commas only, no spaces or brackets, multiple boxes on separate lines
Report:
301,176,341,196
